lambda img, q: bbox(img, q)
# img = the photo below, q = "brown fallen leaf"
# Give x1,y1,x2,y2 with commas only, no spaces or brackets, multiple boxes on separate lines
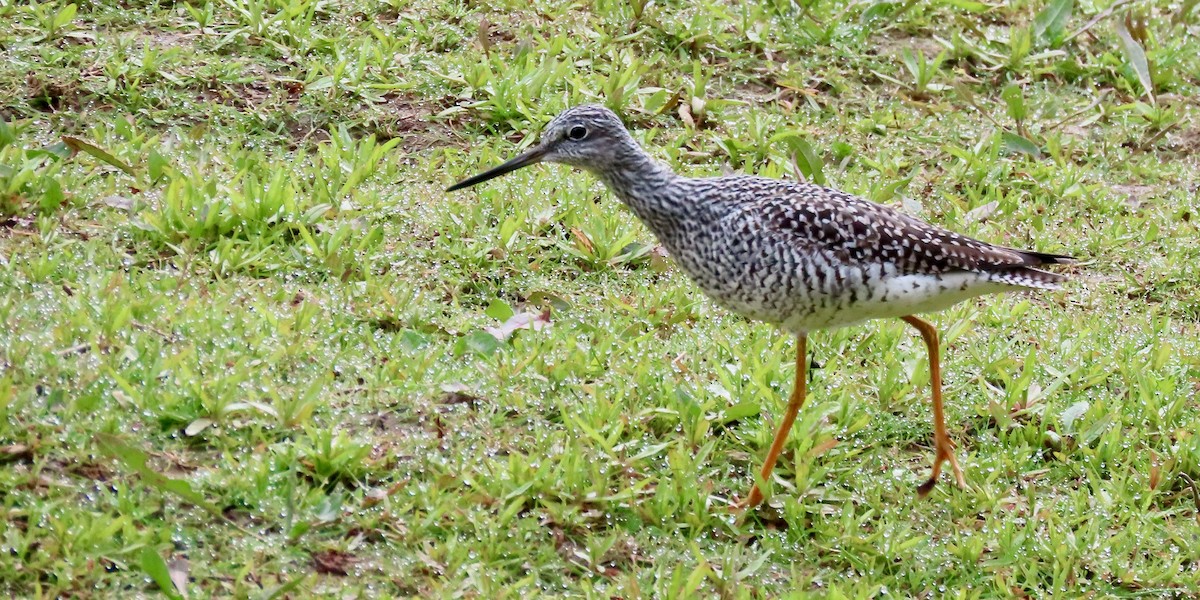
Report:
570,227,596,255
311,549,356,576
806,438,839,459
70,461,113,481
1148,450,1161,491
678,102,695,129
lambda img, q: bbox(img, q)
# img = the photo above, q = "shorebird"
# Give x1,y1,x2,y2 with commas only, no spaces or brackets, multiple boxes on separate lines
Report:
447,105,1073,509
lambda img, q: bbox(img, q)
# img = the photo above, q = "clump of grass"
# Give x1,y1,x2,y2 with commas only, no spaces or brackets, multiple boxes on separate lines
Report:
0,119,71,216
131,127,396,277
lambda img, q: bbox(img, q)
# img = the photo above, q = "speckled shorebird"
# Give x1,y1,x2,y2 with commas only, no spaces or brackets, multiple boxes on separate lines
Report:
447,105,1073,509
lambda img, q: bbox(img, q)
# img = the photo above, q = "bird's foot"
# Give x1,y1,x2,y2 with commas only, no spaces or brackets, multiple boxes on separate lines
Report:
917,438,966,498
729,486,765,513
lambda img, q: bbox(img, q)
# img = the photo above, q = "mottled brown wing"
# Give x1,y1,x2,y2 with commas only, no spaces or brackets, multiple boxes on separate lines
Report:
756,183,1073,276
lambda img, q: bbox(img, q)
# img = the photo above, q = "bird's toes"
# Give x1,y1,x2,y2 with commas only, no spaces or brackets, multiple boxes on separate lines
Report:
916,477,937,498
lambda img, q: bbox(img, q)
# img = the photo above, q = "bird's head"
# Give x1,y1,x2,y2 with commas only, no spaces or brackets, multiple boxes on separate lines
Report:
446,105,632,191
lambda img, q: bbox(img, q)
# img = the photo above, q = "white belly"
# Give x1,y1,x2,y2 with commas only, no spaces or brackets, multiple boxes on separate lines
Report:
780,271,1012,333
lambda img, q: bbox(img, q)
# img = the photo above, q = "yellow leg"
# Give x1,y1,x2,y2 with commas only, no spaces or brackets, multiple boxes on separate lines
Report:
902,315,966,497
735,334,808,510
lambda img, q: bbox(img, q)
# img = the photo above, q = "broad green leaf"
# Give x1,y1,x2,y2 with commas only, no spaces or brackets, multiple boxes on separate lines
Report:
629,441,672,462
485,298,514,321
1081,411,1115,445
940,0,989,12
642,88,673,115
1001,132,1042,158
526,291,571,310
1033,0,1073,44
53,3,77,29
720,400,761,423
1060,400,1089,433
1002,84,1027,122
771,131,825,185
901,49,921,79
148,148,169,183
860,1,897,24
459,330,501,356
140,547,183,600
874,169,917,203
28,142,72,161
0,118,13,148
40,178,64,211
308,76,334,91
62,136,139,179
1114,18,1154,102
399,329,429,350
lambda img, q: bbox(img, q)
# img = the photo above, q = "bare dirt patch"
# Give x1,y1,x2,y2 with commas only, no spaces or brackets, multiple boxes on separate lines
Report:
1171,125,1200,155
871,33,945,58
365,93,459,152
26,72,81,112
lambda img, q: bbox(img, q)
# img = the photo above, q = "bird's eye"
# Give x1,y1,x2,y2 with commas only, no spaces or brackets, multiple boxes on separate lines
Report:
567,125,588,140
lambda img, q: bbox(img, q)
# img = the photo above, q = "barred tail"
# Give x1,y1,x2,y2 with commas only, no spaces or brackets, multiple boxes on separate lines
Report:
995,250,1076,290
1019,250,1077,267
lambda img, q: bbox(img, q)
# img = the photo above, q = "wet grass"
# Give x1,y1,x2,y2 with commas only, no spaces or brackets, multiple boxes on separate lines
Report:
2,0,1200,596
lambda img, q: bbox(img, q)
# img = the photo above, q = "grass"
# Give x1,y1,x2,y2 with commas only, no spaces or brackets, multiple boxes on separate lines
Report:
2,0,1199,596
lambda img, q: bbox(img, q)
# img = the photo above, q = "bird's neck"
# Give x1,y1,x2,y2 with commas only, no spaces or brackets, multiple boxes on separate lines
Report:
589,145,691,231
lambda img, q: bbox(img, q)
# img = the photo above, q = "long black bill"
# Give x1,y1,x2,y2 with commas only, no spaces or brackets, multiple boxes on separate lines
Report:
446,144,549,192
